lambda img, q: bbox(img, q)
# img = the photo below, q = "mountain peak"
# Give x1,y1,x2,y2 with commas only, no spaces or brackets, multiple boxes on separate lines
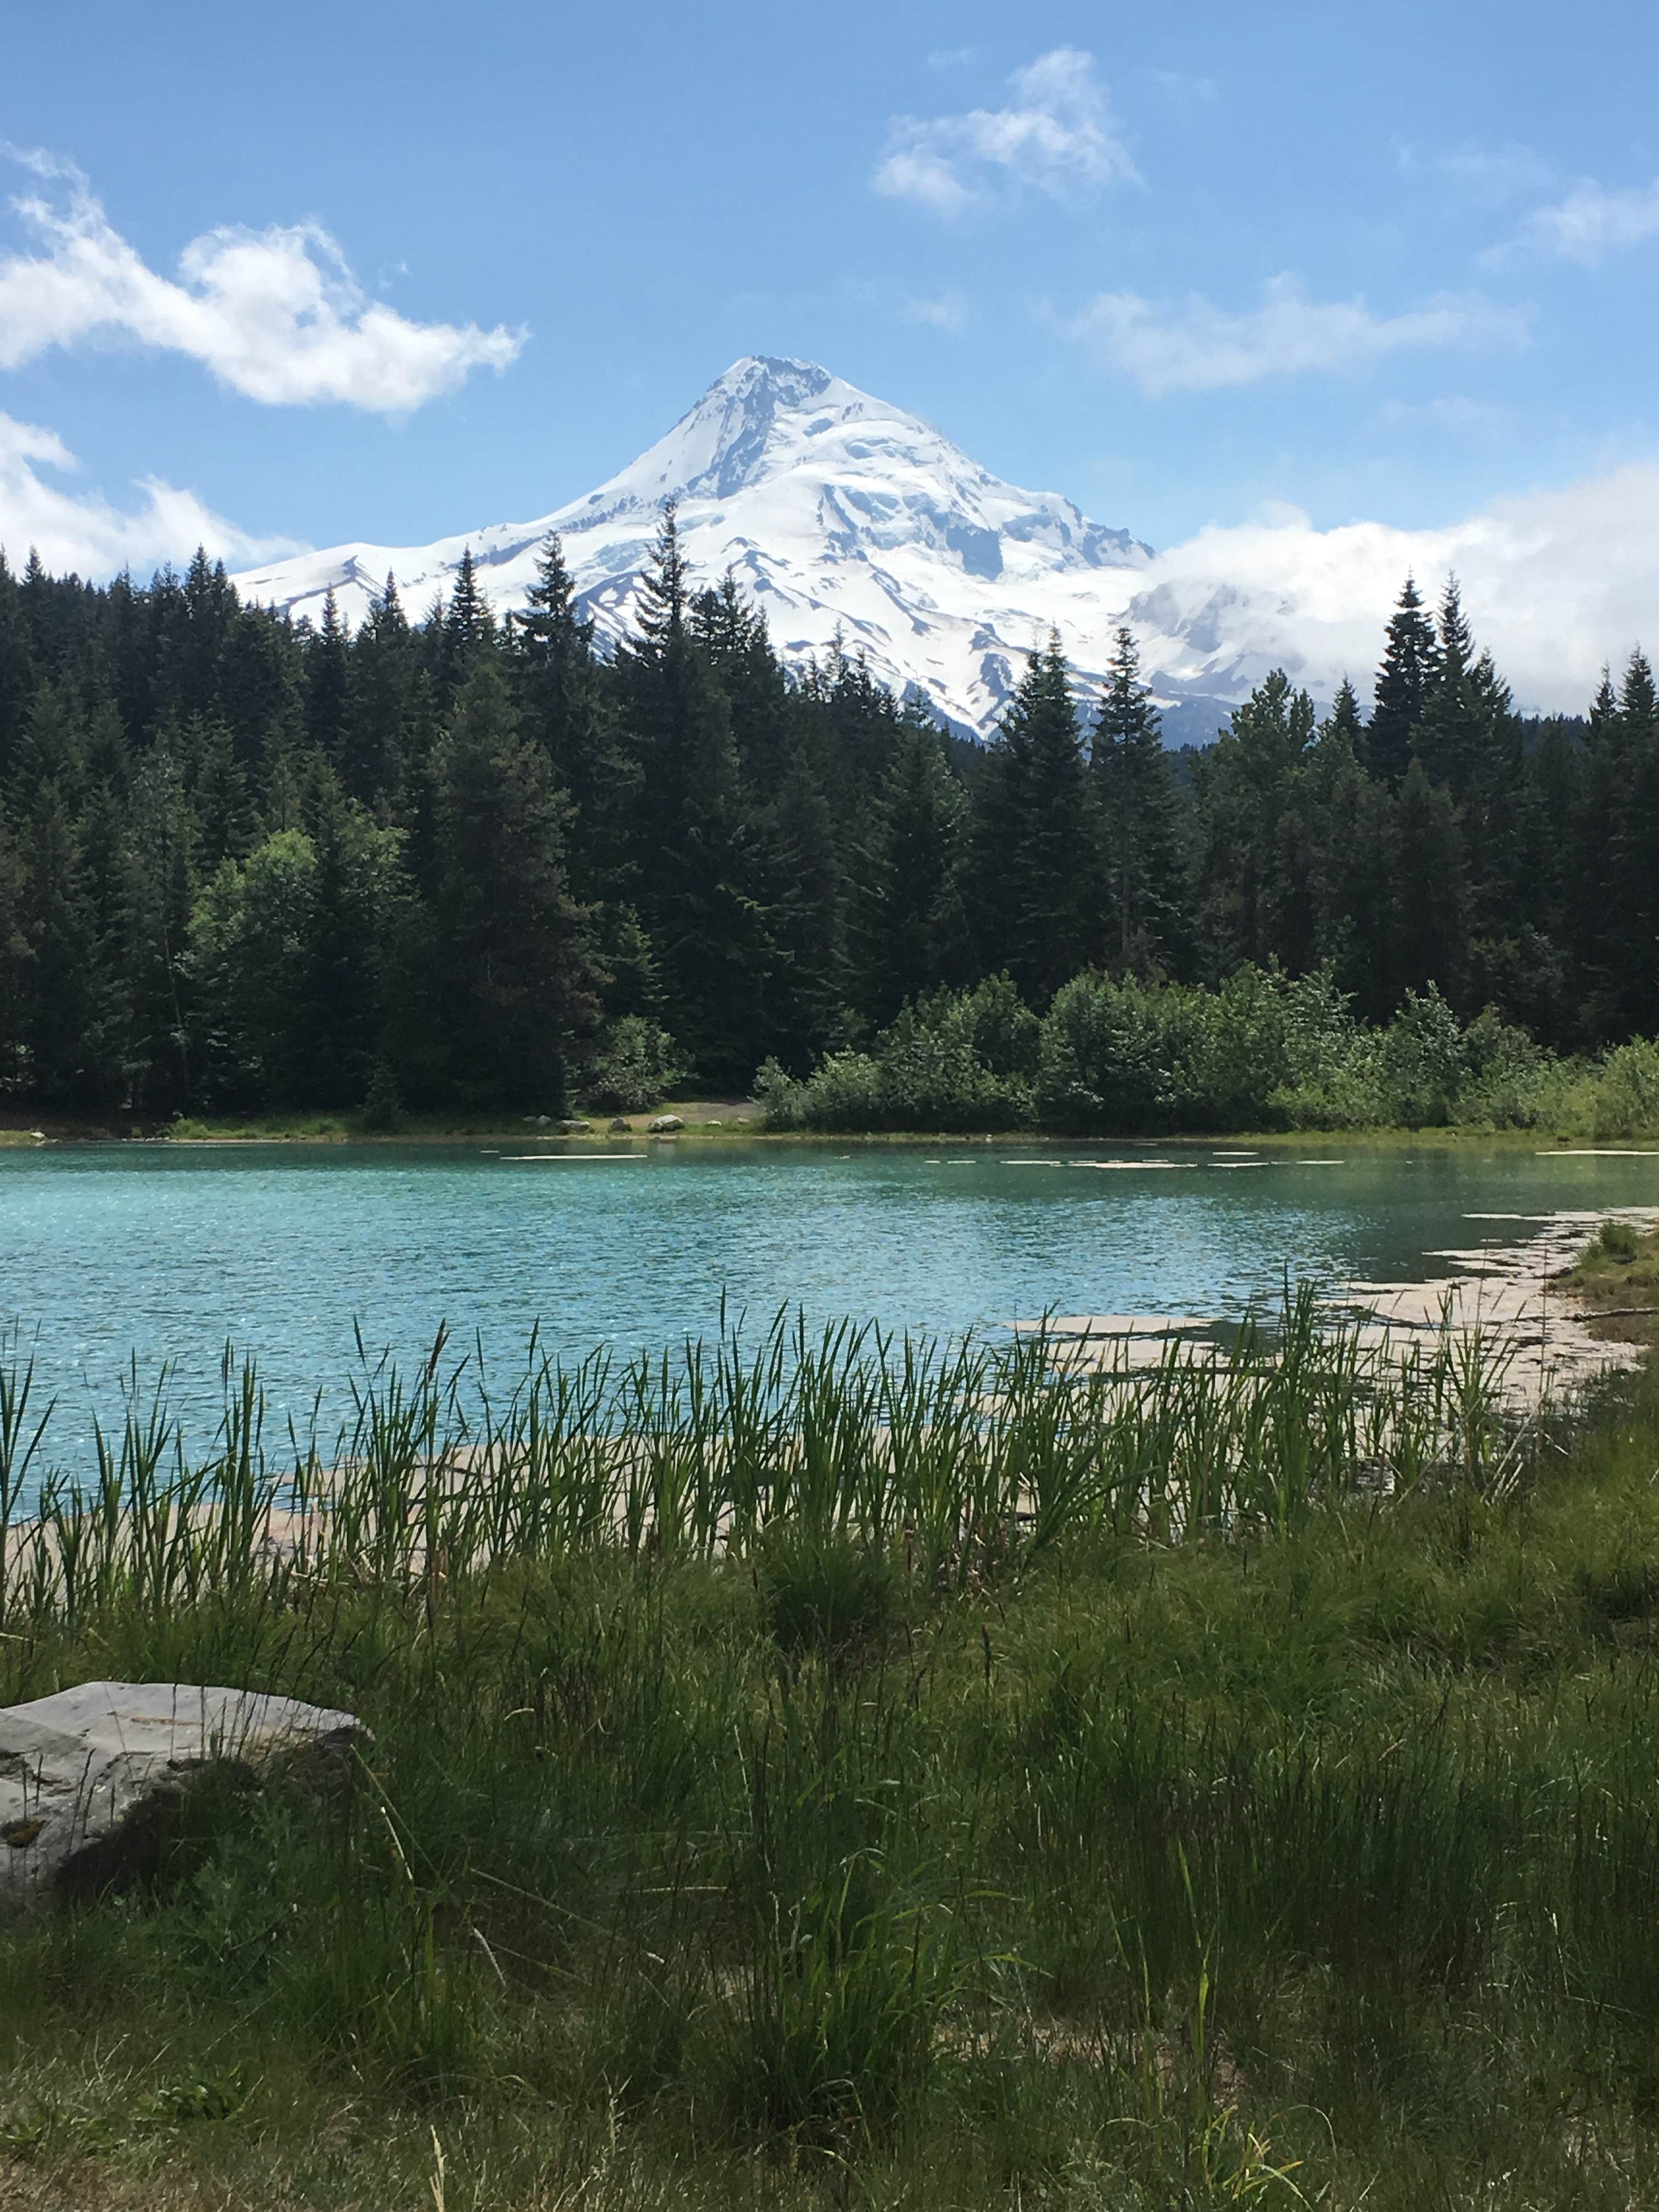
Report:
605,356,884,505
233,357,1182,741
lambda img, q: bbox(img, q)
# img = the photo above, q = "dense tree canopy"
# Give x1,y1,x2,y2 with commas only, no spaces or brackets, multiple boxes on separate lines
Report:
0,540,1643,1120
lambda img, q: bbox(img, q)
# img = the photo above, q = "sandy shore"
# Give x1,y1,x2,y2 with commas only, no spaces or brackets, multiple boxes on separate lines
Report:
1015,1208,1659,1408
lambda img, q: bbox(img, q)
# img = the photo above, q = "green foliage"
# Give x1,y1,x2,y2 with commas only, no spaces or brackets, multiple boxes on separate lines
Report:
582,1014,687,1114
768,960,1659,1138
360,1058,403,1132
6,540,1659,1126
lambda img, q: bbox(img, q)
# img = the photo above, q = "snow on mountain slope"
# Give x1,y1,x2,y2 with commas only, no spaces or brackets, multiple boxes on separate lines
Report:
233,357,1248,740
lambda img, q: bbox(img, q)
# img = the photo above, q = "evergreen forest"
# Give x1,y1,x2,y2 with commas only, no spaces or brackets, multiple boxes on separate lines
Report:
0,512,1652,1132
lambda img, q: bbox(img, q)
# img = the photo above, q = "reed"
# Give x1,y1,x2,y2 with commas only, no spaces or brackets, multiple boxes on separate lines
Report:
0,1289,1546,1629
4,1304,1659,2209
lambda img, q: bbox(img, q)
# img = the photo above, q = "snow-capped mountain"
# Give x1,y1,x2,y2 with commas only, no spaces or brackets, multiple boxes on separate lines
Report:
233,357,1249,742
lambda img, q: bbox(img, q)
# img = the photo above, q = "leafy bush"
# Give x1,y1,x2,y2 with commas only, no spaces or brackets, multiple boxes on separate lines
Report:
582,1017,688,1115
757,979,1034,1132
760,962,1659,1140
1590,1038,1659,1140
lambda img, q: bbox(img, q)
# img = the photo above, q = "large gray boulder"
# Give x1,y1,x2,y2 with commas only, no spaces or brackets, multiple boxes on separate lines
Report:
0,1681,364,1918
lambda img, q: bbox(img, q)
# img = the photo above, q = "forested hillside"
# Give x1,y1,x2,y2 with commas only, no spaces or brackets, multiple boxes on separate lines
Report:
0,511,1651,1125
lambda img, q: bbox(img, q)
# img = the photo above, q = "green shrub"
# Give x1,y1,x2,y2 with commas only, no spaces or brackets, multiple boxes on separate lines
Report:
1591,1037,1659,1139
583,1017,688,1115
360,1060,403,1132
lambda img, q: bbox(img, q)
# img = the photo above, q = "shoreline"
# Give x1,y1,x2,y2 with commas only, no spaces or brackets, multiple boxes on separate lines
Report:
1013,1207,1659,1408
5,1115,1658,1154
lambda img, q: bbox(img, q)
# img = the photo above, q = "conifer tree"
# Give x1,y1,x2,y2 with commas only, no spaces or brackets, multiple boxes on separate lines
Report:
1091,627,1185,974
302,766,406,1107
341,578,414,805
1390,759,1466,998
1192,670,1317,974
974,636,1099,1003
859,709,974,1023
431,661,595,1110
512,535,637,903
619,505,775,1082
0,802,31,1096
1368,575,1437,787
304,588,350,764
1611,648,1659,1033
18,782,118,1105
118,743,198,1108
431,548,495,709
1413,577,1481,794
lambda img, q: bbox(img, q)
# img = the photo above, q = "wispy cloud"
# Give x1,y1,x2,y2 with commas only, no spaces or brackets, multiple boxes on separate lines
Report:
1071,275,1527,394
926,47,977,70
902,290,971,333
1139,66,1219,109
873,48,1138,216
0,408,301,575
0,148,524,413
1397,141,1558,209
1495,174,1659,264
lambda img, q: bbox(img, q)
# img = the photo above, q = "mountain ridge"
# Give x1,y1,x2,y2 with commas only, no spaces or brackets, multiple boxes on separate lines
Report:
232,357,1246,743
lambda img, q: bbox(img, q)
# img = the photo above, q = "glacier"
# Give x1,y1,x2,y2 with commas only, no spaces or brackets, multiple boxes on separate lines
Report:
232,356,1270,744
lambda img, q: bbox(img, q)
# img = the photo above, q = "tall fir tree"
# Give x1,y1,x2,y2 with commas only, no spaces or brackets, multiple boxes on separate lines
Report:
1090,627,1186,975
619,505,775,1083
511,535,637,905
858,708,974,1025
1367,575,1437,787
430,661,596,1110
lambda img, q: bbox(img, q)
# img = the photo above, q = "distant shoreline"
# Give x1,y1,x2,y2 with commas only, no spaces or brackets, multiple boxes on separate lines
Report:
5,1114,1659,1156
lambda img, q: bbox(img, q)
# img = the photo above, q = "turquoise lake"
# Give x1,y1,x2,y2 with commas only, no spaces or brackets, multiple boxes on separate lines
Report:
4,1137,1659,1462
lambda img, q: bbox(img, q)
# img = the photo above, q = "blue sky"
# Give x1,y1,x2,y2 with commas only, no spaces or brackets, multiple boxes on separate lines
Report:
3,0,1656,591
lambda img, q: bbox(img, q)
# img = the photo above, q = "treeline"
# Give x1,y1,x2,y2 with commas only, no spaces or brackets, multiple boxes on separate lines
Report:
0,521,1652,1122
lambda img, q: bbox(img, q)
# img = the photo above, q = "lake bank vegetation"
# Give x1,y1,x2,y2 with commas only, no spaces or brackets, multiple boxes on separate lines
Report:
7,1295,1659,2205
2,534,1658,1139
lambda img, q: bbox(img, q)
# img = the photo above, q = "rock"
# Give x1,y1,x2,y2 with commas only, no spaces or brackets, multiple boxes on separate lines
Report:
559,1118,592,1134
0,1681,365,1919
608,1116,631,1133
647,1114,685,1134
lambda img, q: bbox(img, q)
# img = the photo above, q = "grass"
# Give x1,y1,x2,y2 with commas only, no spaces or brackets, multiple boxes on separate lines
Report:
1564,1219,1659,1351
4,1305,1659,2204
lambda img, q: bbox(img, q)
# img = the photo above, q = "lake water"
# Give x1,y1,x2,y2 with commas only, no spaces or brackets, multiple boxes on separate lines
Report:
3,1137,1658,1459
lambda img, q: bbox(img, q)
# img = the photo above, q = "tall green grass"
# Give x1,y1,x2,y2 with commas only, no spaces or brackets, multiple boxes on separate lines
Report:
5,1308,1659,2208
0,1288,1533,1632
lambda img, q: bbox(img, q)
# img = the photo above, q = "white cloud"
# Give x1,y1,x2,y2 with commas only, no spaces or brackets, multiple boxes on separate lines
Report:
874,48,1138,216
1498,174,1659,264
0,409,302,577
1132,461,1659,715
1071,275,1527,393
1397,142,1558,209
902,290,971,332
0,149,524,412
